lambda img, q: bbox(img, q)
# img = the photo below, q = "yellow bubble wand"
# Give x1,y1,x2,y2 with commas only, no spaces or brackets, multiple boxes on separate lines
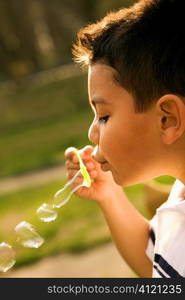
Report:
52,147,91,208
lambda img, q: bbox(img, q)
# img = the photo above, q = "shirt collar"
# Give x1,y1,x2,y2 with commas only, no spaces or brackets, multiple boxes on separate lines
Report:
157,179,185,212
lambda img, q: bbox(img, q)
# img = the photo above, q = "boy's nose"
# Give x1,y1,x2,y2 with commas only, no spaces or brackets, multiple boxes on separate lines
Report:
88,119,99,145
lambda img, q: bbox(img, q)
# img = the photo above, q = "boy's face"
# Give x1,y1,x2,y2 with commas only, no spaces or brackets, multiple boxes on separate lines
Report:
88,63,164,186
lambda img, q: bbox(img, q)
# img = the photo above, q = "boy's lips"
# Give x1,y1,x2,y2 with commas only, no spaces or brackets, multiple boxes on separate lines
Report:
100,161,110,171
92,147,110,170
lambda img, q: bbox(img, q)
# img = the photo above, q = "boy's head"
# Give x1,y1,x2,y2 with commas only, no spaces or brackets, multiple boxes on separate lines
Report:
73,0,185,186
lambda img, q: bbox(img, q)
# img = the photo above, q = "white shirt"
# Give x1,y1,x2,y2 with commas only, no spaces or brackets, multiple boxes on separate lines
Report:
146,179,185,277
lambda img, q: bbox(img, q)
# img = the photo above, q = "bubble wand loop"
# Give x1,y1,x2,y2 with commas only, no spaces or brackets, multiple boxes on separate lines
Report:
70,147,91,187
53,147,92,208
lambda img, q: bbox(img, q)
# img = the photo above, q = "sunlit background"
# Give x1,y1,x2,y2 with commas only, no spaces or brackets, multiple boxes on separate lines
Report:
0,0,174,278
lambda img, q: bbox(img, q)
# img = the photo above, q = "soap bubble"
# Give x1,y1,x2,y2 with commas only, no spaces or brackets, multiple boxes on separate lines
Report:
0,242,16,272
53,170,89,208
14,221,44,248
0,147,92,273
36,203,58,222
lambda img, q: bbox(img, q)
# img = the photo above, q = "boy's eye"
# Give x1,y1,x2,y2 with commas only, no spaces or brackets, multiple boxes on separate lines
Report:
98,116,109,123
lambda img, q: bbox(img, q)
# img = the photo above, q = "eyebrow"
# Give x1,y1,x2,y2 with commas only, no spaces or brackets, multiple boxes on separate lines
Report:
91,97,109,107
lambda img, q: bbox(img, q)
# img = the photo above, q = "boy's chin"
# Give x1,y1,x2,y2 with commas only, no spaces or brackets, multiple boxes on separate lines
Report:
112,173,143,187
111,173,129,186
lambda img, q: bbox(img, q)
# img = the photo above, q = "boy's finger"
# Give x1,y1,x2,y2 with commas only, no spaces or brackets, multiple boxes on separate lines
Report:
66,170,83,181
64,147,76,158
66,160,94,170
65,160,79,169
79,145,94,155
65,146,94,163
64,148,78,163
79,145,94,158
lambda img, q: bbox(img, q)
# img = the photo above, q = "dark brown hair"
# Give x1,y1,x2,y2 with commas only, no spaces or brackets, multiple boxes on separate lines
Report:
73,0,185,112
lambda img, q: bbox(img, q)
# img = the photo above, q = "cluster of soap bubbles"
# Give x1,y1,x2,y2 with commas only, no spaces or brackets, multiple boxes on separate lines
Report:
0,148,91,273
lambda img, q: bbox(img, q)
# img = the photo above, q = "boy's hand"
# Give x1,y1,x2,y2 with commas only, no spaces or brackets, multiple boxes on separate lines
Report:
64,145,123,205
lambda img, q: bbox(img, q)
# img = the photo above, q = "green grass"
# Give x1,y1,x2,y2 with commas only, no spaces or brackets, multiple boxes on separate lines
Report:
0,73,93,178
0,74,88,135
153,175,175,185
0,179,149,270
0,110,92,177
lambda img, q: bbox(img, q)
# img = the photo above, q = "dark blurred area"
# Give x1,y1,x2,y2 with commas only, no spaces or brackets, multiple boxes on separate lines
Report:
0,0,136,81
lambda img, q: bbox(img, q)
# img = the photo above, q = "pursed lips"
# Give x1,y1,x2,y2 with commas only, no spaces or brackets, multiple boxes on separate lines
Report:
92,147,109,170
92,154,107,165
99,160,110,171
98,160,107,164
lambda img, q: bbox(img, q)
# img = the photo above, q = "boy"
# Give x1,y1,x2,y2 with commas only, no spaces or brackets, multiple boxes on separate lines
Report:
65,0,185,277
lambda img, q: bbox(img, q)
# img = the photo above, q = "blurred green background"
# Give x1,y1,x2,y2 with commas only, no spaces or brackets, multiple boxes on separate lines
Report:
0,0,175,275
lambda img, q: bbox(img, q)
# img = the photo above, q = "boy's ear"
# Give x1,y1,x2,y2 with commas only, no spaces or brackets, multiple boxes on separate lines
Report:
156,94,185,144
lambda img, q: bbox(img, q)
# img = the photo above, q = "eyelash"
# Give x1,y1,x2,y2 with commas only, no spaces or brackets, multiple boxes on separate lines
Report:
98,116,109,124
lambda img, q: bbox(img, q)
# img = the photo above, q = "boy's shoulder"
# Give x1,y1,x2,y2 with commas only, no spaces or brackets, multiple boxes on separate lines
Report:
148,178,185,277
